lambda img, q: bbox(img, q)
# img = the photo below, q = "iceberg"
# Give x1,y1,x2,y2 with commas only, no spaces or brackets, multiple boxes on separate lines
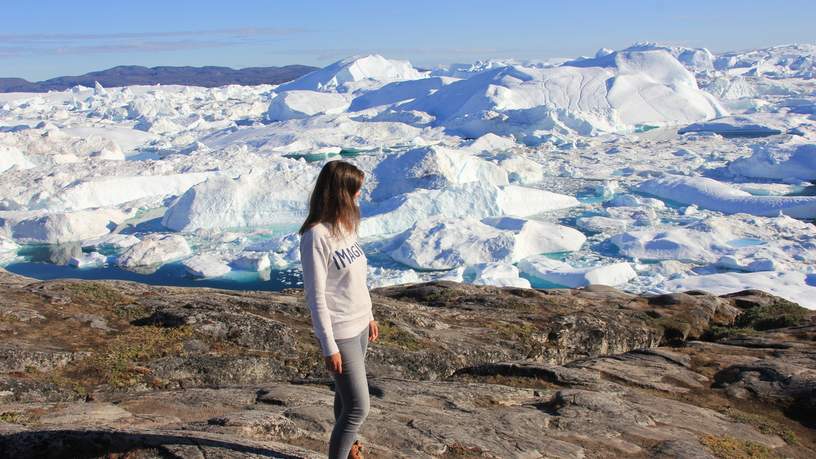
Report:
7,208,127,243
117,234,192,272
265,91,351,121
518,255,637,288
162,167,317,232
388,216,584,270
637,175,816,219
183,253,231,278
276,55,426,93
0,145,36,173
728,138,816,182
370,145,508,201
359,182,580,238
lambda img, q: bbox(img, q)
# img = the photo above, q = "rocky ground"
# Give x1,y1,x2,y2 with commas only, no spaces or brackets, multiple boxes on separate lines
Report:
0,267,814,458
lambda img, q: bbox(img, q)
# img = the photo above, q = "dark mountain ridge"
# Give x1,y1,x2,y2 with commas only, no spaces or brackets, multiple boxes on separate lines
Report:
0,64,319,93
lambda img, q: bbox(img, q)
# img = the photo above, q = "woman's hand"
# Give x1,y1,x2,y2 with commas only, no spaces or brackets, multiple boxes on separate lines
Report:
325,352,342,374
369,320,379,342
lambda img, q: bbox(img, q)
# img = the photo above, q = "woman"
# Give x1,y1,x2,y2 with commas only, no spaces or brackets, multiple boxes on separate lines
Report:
298,160,379,459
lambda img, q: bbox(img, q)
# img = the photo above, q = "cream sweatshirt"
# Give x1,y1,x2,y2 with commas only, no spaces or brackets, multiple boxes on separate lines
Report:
299,222,374,357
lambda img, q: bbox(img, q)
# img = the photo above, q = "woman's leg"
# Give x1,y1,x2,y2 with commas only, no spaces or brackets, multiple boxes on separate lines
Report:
328,328,370,459
333,324,368,422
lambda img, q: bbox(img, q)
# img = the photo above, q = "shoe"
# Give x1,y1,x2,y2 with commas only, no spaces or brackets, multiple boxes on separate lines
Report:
348,439,364,459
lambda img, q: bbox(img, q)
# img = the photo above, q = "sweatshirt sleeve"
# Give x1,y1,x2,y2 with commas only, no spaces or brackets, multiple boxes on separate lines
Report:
300,229,340,357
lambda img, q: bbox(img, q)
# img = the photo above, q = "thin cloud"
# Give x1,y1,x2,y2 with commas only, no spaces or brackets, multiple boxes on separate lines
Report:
0,27,306,57
0,27,305,42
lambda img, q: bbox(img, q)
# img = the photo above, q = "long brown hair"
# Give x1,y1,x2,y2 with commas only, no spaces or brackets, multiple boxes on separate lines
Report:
298,160,365,238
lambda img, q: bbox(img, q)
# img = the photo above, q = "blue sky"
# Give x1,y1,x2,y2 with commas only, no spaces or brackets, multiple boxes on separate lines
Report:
2,0,814,80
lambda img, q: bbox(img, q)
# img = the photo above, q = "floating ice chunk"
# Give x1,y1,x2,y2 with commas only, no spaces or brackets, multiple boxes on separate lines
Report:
388,216,583,270
607,193,665,209
575,216,630,234
496,156,544,185
90,140,125,161
359,182,579,238
714,255,779,272
0,145,35,173
367,266,422,288
9,209,127,243
728,138,816,182
518,255,637,288
37,173,215,211
266,91,351,121
0,236,18,252
464,133,518,153
679,115,784,136
68,251,109,268
437,266,466,283
230,252,271,272
482,216,586,258
661,271,816,310
83,233,141,250
610,225,729,263
117,234,191,272
183,253,231,278
388,218,512,270
637,174,816,219
162,167,317,232
277,54,425,93
371,146,509,200
465,262,531,288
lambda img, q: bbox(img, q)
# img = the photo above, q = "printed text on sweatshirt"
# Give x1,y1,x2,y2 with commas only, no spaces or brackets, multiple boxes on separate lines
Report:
299,222,373,357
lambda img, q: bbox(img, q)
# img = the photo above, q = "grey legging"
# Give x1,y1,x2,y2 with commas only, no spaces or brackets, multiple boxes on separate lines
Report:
329,325,370,459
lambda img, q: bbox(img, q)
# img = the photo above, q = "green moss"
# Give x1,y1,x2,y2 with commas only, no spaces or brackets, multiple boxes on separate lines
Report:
491,321,541,348
700,435,777,459
64,325,194,389
441,442,487,458
64,282,133,306
724,408,799,446
0,411,35,425
734,298,808,331
377,320,424,351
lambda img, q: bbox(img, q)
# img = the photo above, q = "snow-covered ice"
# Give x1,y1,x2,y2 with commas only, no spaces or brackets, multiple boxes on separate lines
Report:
1,44,815,309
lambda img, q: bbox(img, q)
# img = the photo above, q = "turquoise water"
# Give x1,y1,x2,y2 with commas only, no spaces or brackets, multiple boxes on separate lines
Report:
727,238,765,248
5,261,301,291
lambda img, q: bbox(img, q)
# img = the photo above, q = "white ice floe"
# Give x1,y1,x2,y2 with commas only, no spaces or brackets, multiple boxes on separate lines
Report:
727,138,816,182
117,234,191,271
366,266,422,288
661,271,816,310
277,55,426,93
5,208,127,243
0,144,36,173
182,253,231,278
230,252,272,272
36,172,215,211
388,216,584,270
370,145,508,200
610,214,816,272
465,262,531,288
162,166,317,232
637,174,816,219
68,251,109,268
266,91,351,121
359,182,580,238
518,255,637,288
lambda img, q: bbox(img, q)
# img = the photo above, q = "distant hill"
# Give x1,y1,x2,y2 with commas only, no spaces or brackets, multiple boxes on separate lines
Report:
0,64,319,93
